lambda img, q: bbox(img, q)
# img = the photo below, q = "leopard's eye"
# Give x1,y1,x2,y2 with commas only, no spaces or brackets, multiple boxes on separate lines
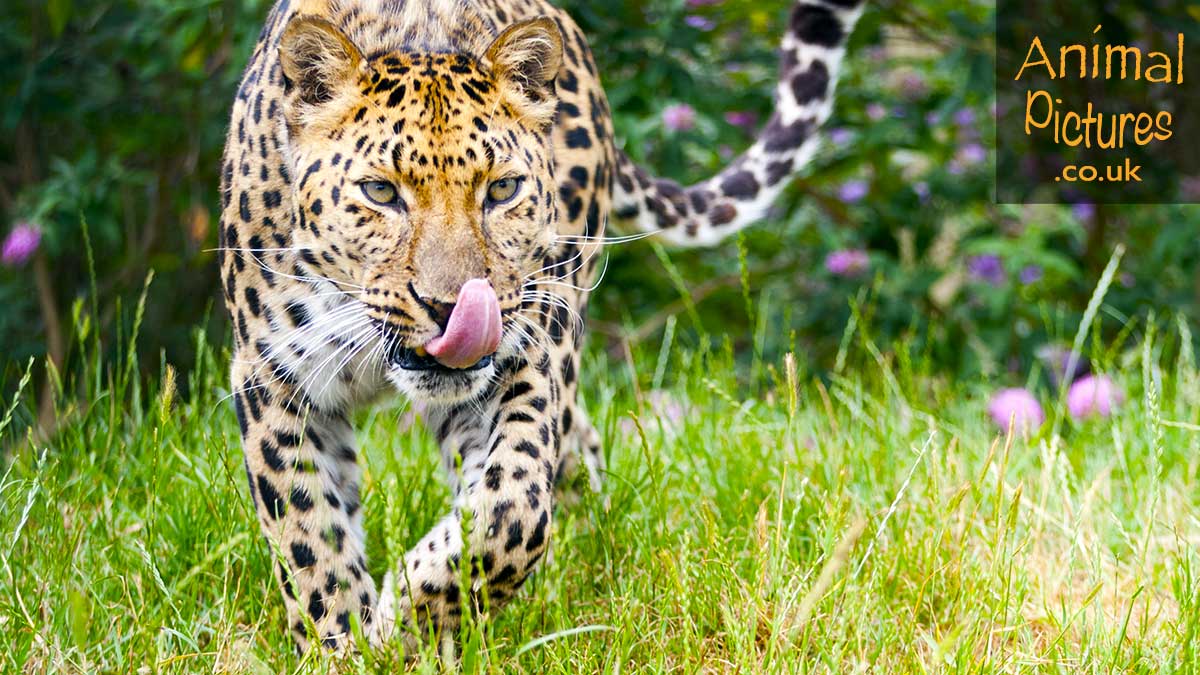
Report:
485,177,523,207
360,181,401,207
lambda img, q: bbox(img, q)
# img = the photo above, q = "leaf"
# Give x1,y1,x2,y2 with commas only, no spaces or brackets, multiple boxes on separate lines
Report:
46,0,72,37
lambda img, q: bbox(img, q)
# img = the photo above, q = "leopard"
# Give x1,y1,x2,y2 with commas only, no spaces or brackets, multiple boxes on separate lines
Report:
218,0,864,654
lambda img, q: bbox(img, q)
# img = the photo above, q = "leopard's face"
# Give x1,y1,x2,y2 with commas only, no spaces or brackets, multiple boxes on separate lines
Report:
279,17,563,402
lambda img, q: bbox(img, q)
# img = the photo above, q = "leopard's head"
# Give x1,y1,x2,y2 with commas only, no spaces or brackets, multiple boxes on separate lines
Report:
278,15,563,402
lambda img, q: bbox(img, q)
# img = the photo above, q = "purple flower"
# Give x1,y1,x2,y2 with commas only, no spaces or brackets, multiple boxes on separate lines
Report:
866,103,887,121
1067,375,1123,419
988,388,1044,432
685,0,722,6
647,390,688,428
1181,175,1200,200
825,249,870,277
1035,344,1090,388
897,74,927,100
662,104,696,132
684,14,716,30
838,180,869,203
954,108,977,127
724,111,757,130
967,254,1005,285
1071,202,1096,222
2,223,41,267
1120,272,1135,288
619,391,691,438
913,181,930,201
957,143,987,165
925,112,941,127
828,127,852,146
1019,265,1043,285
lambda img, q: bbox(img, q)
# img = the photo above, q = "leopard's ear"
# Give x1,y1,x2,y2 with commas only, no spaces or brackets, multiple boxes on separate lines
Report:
279,16,363,108
485,18,563,112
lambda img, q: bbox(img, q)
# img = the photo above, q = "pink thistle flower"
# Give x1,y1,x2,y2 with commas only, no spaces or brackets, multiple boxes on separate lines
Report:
967,254,1005,285
838,180,869,203
724,111,757,130
825,249,869,277
957,143,987,165
2,223,41,267
828,128,852,146
1072,202,1096,222
662,104,696,132
1067,375,1123,419
1019,265,1043,285
988,388,1044,432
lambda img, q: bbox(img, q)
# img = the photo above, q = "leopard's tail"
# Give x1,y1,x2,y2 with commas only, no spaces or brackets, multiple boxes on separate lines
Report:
611,0,864,247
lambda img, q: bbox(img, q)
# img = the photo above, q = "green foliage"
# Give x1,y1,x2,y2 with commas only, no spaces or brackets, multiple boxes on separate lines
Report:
0,0,270,379
560,0,1200,380
1,0,1198,391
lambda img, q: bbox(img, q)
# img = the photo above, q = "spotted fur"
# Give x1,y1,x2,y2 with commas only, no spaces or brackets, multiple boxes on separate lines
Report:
218,0,863,653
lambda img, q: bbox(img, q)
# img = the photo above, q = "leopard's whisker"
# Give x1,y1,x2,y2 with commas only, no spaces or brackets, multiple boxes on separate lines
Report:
287,323,377,412
208,246,309,254
520,291,585,332
523,251,610,294
551,230,652,245
239,251,368,292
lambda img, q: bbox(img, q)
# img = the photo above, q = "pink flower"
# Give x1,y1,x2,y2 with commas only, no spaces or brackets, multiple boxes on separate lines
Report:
957,143,987,165
1181,175,1200,200
2,223,41,267
838,180,869,203
1019,265,1043,285
1072,202,1096,222
825,249,869,277
1067,375,1123,419
724,111,757,130
988,388,1044,432
662,104,696,132
899,72,927,97
866,103,887,121
967,254,1005,285
828,128,852,146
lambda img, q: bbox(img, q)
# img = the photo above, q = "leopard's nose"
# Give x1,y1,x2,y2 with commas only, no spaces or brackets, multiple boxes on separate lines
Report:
406,282,454,330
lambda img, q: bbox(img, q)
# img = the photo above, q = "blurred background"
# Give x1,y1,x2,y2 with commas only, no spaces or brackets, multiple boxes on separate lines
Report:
0,0,1196,416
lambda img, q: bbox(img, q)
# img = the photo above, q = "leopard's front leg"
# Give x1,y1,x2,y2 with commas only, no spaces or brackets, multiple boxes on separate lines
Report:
231,355,377,652
376,351,560,648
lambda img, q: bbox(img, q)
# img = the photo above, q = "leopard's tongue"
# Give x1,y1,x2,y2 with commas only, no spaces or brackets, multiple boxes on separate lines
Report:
424,279,502,370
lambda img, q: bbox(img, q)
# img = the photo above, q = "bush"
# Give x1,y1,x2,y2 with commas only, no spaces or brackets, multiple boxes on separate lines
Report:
0,0,269,388
1,0,1197,398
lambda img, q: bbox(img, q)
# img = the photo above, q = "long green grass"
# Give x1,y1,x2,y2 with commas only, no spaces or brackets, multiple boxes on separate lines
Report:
1,303,1198,673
